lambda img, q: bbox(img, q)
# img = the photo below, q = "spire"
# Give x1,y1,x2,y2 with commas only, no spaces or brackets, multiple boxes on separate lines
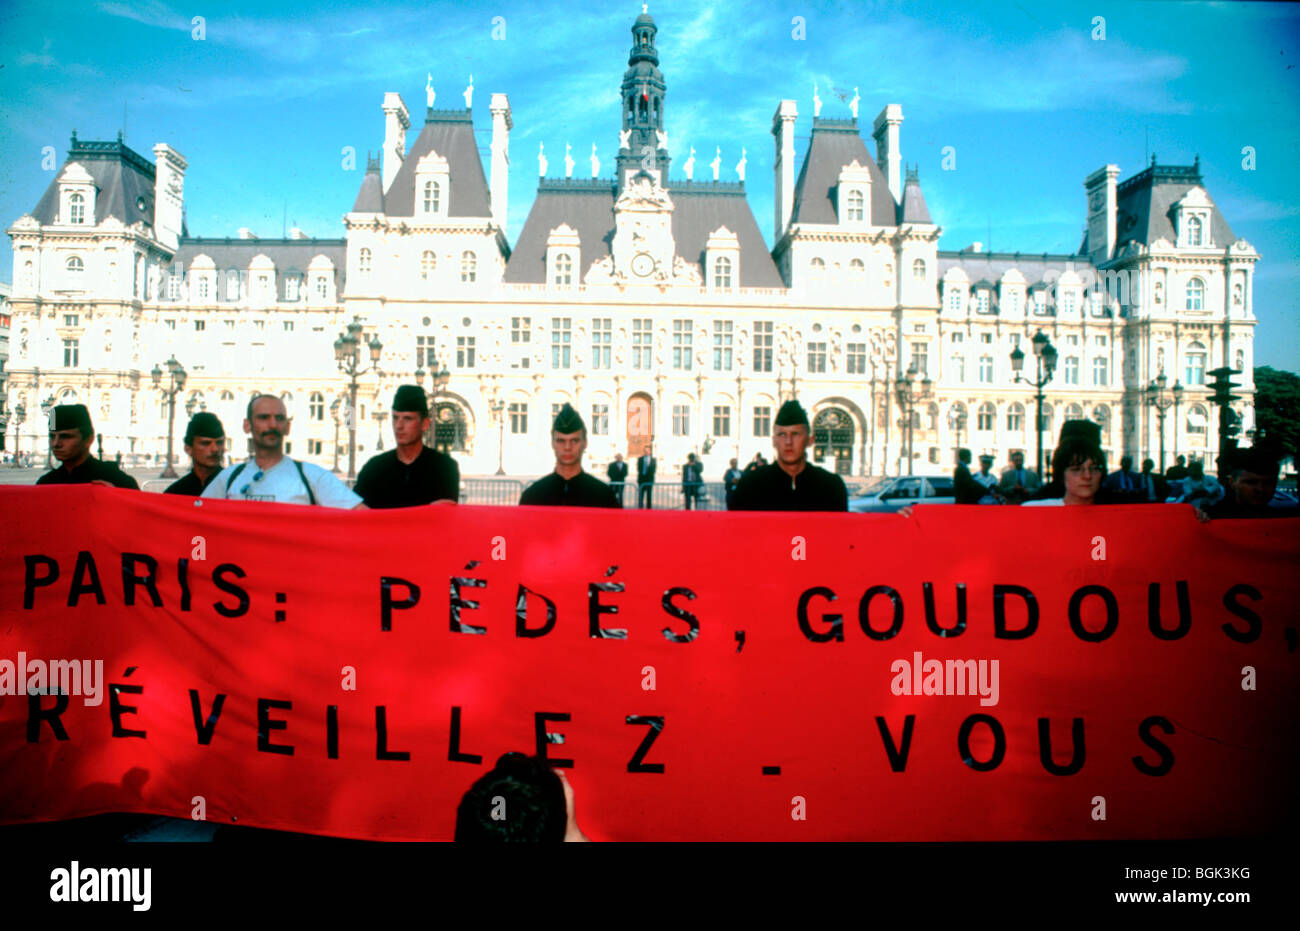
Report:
617,7,669,189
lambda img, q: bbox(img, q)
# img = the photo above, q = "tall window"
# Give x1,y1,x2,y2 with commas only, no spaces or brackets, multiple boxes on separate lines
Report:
849,259,865,285
1064,356,1080,385
421,251,436,280
284,274,300,301
591,404,610,435
63,339,80,367
951,354,965,382
712,320,733,371
712,405,731,437
509,402,528,434
511,316,531,370
461,251,477,283
359,248,371,277
416,335,435,369
1185,278,1204,311
1092,405,1110,443
753,406,771,437
946,287,963,314
977,402,995,431
591,318,612,369
807,342,827,373
423,180,440,213
753,320,774,372
554,253,572,287
1007,403,1025,432
1187,215,1202,246
316,276,328,299
632,318,653,370
1008,290,1020,314
913,258,926,281
69,192,85,224
672,320,693,370
1185,344,1206,386
457,336,476,368
672,404,690,437
198,276,211,300
551,317,571,368
846,190,864,221
1062,291,1076,315
846,342,867,375
1092,355,1108,386
911,342,928,377
978,355,993,384
310,392,324,421
714,256,732,289
1187,404,1208,436
977,291,990,314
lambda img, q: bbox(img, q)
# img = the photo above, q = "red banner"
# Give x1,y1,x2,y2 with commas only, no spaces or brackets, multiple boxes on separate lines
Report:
1,486,1296,841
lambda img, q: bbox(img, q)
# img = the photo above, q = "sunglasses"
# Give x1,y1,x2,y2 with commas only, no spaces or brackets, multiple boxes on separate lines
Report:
240,470,266,495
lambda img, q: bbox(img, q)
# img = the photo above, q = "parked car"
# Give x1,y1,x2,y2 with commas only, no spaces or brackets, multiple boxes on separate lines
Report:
848,475,956,512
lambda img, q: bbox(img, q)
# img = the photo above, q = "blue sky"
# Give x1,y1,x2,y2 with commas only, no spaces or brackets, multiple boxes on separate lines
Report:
2,0,1297,371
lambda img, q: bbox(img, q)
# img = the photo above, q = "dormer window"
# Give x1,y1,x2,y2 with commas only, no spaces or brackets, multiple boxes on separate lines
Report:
977,291,989,314
461,251,477,283
359,248,372,278
554,253,573,287
316,276,328,300
945,286,963,314
414,150,450,219
913,259,926,281
714,256,732,289
546,223,581,290
846,190,864,222
69,192,86,224
1187,215,1203,246
423,180,440,214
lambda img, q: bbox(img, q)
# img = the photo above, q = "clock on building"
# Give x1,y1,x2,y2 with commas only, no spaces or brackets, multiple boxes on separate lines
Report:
631,252,655,277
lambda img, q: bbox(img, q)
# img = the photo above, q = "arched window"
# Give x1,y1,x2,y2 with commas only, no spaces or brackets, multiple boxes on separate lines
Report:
309,392,324,421
1186,404,1209,436
423,180,440,213
461,251,477,283
926,402,940,432
65,255,84,275
849,259,865,284
1091,405,1110,442
809,257,825,284
977,402,996,432
714,256,732,289
359,248,372,277
421,251,436,280
1187,215,1202,246
69,192,85,224
554,253,573,287
1065,403,1084,422
316,276,328,300
1038,402,1054,435
1185,341,1207,385
946,287,963,314
947,402,968,434
1235,349,1245,370
846,190,864,222
913,258,926,281
1185,277,1204,311
1007,402,1025,432
23,260,34,290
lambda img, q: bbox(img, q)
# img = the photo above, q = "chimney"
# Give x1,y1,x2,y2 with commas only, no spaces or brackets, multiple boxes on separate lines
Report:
771,99,797,241
1083,164,1120,263
151,143,187,251
872,104,904,205
489,93,512,231
382,92,410,196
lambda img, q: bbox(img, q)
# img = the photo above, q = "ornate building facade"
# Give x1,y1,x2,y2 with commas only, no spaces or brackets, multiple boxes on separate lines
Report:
5,10,1259,479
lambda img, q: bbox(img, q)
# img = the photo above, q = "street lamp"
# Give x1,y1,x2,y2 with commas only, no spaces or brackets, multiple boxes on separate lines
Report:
1010,330,1057,480
415,363,453,453
335,317,383,482
40,394,56,470
151,355,187,478
329,397,342,474
893,363,932,476
12,403,25,465
1144,371,1184,473
947,405,968,457
490,397,506,475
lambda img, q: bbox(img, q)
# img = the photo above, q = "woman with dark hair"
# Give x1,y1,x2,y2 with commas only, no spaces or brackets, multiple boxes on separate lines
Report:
1022,433,1106,507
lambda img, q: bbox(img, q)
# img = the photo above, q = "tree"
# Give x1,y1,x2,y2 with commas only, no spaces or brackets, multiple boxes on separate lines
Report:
1251,366,1300,466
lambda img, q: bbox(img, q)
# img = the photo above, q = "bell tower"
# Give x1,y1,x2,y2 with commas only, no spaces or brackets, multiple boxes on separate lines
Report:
616,5,670,191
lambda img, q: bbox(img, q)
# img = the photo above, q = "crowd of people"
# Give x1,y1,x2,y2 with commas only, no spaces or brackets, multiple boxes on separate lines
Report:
29,387,1297,524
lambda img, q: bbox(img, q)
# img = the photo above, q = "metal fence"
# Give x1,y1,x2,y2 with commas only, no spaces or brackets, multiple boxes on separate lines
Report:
461,478,527,506
612,481,730,511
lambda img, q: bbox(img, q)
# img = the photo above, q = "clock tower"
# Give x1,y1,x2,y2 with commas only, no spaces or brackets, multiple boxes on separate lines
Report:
616,6,670,191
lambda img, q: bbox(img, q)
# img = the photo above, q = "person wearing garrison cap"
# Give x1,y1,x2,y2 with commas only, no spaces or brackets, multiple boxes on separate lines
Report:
727,399,847,511
164,411,227,496
519,403,621,508
354,385,461,508
36,404,139,489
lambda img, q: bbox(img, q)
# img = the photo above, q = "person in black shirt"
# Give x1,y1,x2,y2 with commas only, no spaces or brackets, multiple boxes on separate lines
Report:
1200,446,1298,520
728,399,847,511
953,448,983,504
520,404,620,508
164,411,227,496
36,404,139,490
354,385,460,508
607,453,629,506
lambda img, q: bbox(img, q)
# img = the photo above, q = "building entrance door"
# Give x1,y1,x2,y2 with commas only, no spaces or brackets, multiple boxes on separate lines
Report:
627,393,653,457
814,407,855,475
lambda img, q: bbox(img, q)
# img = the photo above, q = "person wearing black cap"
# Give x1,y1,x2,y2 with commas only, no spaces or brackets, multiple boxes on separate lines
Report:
36,404,139,489
728,399,847,511
354,385,460,508
164,412,227,496
519,403,620,508
1201,446,1298,520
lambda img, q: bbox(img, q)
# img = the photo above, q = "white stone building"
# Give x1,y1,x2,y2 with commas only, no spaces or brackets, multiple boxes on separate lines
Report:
4,10,1259,479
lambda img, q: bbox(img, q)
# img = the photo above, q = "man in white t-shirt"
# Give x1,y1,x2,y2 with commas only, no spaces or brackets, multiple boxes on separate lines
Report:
202,394,365,509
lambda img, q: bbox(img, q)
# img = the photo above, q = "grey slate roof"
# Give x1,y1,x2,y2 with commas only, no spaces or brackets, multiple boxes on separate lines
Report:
937,250,1099,290
503,179,784,287
31,133,157,229
170,237,347,293
382,110,491,219
899,169,932,224
1109,160,1235,253
352,162,384,213
789,120,897,226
